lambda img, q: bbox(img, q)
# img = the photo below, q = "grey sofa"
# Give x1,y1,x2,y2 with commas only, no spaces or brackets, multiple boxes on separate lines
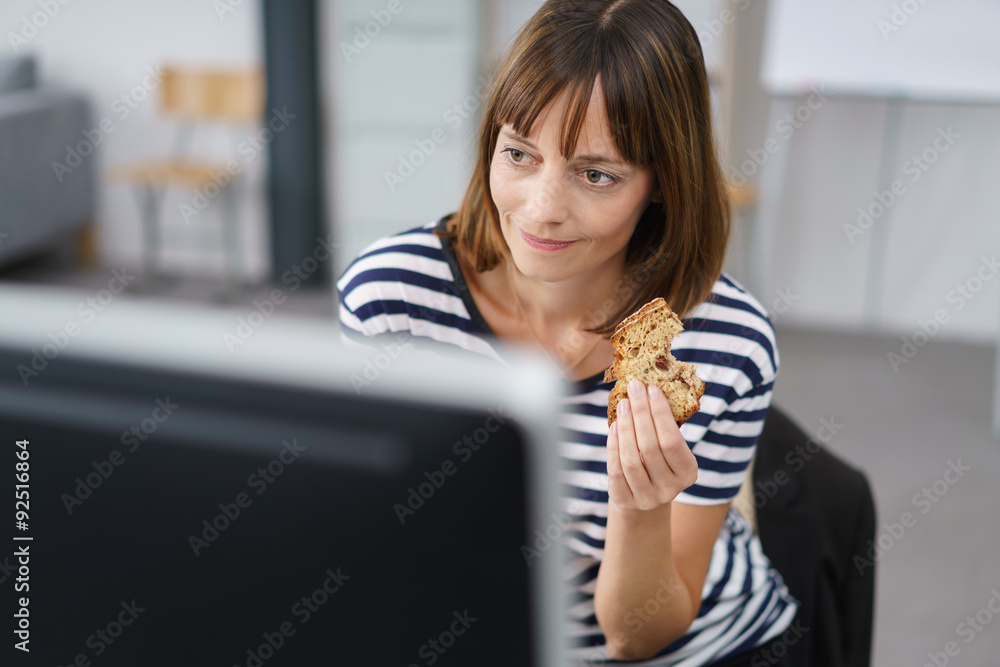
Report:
0,56,95,270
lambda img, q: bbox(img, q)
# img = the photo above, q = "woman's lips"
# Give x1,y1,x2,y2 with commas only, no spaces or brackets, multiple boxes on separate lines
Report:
519,229,575,251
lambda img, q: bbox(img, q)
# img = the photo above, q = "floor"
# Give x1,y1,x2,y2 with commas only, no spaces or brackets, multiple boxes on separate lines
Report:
4,253,999,666
771,326,1000,667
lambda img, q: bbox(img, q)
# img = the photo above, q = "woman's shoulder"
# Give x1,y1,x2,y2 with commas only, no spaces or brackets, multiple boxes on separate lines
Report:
673,272,779,398
336,219,449,290
336,216,503,361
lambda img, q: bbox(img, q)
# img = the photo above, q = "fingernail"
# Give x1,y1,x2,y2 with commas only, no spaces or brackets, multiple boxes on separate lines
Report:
618,399,630,415
610,422,618,435
628,380,643,397
647,385,659,400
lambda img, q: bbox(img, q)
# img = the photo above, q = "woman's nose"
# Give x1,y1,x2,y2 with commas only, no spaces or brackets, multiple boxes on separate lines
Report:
523,169,568,223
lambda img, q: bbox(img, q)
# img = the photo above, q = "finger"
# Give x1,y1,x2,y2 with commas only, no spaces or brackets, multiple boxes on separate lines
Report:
605,419,634,505
626,380,672,483
647,385,699,485
615,397,651,491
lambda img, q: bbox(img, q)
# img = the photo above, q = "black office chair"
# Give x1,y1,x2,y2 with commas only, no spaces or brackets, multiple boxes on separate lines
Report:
752,405,877,667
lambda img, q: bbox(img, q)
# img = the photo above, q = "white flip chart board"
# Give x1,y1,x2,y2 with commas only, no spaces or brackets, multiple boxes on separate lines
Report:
761,0,1000,102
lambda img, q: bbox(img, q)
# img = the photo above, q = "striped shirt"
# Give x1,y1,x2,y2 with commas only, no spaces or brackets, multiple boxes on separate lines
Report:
336,218,798,665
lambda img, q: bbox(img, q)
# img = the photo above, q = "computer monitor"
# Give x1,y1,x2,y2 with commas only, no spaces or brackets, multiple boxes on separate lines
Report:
0,284,565,666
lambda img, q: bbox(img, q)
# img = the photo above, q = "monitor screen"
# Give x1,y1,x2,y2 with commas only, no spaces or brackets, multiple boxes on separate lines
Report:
0,286,564,667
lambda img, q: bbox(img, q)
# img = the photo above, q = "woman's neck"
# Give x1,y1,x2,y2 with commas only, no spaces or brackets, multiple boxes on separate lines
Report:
505,256,625,332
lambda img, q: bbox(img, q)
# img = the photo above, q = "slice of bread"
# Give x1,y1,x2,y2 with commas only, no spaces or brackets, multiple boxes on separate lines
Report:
604,297,704,426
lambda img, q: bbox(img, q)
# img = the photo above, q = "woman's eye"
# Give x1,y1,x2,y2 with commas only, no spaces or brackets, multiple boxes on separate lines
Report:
585,169,612,185
505,148,526,162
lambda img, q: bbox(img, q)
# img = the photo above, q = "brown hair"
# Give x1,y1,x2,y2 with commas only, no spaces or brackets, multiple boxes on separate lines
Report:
439,0,730,334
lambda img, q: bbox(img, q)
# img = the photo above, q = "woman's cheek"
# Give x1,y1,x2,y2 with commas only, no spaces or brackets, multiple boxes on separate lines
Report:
490,169,516,213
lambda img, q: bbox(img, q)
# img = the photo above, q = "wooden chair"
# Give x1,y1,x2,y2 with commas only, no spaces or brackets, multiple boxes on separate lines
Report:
107,66,264,296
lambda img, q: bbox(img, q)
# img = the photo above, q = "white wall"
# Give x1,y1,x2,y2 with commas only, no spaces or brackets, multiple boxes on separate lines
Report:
726,0,1000,343
322,0,482,277
2,0,267,281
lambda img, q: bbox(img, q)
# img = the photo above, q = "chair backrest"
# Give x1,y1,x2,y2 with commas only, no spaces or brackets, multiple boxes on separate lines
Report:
160,66,264,123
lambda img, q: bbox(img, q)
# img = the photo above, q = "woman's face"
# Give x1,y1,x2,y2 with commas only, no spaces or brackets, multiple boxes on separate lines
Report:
489,76,659,285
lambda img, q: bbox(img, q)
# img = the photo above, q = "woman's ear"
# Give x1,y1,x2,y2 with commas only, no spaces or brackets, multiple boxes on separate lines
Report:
651,189,663,204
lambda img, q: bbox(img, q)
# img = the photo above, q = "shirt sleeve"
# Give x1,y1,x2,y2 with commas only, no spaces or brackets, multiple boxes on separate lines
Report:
671,283,779,506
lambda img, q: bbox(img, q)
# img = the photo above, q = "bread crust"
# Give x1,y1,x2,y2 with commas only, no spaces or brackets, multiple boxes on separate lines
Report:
604,297,705,426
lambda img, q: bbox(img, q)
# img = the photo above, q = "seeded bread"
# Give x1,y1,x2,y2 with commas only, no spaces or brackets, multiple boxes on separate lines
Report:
604,297,704,426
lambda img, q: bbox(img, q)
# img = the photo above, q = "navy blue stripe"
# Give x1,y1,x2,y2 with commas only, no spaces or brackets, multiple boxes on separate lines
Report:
685,410,715,428
652,623,699,655
684,482,740,500
339,267,458,301
560,430,608,448
741,381,774,400
353,299,476,333
706,531,735,604
561,401,611,418
701,380,740,401
680,349,764,390
563,484,609,504
570,632,608,649
568,562,602,587
694,455,751,474
724,583,788,657
563,459,608,475
565,589,592,607
704,292,770,322
701,429,761,449
719,274,740,290
692,591,755,656
740,533,755,597
565,529,605,551
572,513,608,528
356,242,445,263
715,407,769,423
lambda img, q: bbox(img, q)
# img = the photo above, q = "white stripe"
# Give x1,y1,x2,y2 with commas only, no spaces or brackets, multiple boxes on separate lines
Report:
337,305,367,335
569,520,607,541
561,388,611,404
561,470,609,493
705,417,768,438
560,442,608,462
565,534,604,560
691,468,746,493
562,555,598,580
562,497,608,518
727,390,773,413
560,412,609,436
347,312,503,363
690,441,755,466
344,280,469,318
567,596,596,619
673,331,776,390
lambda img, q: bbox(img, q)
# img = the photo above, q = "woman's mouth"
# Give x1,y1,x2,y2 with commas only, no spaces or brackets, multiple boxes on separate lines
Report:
519,229,575,251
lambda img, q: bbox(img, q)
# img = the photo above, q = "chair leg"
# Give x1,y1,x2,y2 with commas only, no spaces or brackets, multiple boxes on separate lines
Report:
72,219,100,271
136,186,163,291
221,184,242,300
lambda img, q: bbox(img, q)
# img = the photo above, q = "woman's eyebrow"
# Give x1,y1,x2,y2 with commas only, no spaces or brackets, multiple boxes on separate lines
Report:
499,129,540,151
574,152,628,168
499,130,628,167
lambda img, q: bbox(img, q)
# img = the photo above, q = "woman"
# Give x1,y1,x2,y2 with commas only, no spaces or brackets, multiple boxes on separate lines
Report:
337,1,798,664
